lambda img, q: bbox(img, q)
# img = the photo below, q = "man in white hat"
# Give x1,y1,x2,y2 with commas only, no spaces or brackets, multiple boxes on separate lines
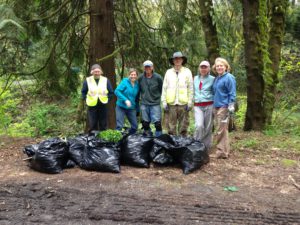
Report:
138,60,163,137
161,51,193,136
193,60,215,150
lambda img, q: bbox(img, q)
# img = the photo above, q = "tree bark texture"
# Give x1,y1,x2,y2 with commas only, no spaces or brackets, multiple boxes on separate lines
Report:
264,0,288,125
89,0,116,129
242,0,266,131
198,0,220,65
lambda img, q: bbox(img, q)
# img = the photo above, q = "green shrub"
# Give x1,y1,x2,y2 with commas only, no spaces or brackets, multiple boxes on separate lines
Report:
97,129,123,142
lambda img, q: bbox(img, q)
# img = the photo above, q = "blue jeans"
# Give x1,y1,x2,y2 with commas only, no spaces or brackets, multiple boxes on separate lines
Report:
140,104,161,123
140,104,162,136
115,105,138,134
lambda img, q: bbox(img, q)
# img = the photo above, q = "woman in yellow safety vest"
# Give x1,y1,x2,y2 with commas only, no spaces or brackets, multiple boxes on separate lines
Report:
81,64,114,132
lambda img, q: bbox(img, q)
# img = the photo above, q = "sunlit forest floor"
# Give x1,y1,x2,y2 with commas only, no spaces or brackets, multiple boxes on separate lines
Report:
0,131,299,224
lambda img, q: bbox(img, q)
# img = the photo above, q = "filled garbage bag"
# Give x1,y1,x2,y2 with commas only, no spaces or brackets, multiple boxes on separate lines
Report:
150,134,209,174
64,159,76,169
24,137,69,174
23,144,39,157
67,134,88,166
81,146,120,173
150,134,175,165
121,134,153,168
152,151,174,165
80,137,120,173
176,141,209,174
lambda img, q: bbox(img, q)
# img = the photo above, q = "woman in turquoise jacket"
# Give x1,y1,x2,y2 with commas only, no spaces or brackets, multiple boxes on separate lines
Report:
115,68,140,134
194,61,215,150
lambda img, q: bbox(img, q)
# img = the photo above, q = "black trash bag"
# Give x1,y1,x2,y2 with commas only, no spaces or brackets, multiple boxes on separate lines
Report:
80,137,120,173
178,141,209,174
67,134,88,166
150,134,209,174
150,134,176,165
153,151,174,165
23,144,39,157
64,159,76,169
171,135,194,147
121,134,153,168
25,137,69,174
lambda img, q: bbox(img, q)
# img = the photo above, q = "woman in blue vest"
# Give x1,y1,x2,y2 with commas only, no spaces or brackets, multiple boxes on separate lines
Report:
81,64,114,132
115,68,140,134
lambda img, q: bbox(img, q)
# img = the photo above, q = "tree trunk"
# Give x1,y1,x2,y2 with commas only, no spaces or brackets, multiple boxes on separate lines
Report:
89,0,116,129
242,0,266,130
264,0,288,125
198,0,220,65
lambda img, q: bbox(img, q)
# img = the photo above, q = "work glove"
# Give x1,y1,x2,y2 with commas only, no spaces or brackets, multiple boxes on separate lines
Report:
163,103,169,112
185,105,192,112
228,103,235,114
125,100,131,108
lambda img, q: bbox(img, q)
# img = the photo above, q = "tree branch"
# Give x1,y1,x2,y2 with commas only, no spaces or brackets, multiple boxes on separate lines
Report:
25,0,72,23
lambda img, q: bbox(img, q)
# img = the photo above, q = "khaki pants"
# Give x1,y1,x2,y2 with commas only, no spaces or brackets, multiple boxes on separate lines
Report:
167,105,189,136
213,107,230,158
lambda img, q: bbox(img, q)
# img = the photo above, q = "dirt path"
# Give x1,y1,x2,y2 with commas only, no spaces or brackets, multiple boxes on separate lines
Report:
0,134,299,224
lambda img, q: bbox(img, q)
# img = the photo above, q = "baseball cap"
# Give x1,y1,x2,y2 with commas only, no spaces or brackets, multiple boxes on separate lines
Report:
143,60,153,67
199,61,210,67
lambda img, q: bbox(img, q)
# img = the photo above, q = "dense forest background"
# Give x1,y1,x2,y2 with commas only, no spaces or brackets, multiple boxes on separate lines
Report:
0,0,299,138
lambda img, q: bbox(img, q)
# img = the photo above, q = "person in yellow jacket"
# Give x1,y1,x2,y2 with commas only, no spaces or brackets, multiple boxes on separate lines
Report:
161,52,194,136
81,64,114,132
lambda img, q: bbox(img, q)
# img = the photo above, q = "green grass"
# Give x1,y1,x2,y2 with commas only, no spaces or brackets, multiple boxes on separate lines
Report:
281,159,298,167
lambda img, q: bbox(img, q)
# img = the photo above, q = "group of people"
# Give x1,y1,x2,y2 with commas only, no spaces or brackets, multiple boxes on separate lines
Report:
81,51,236,159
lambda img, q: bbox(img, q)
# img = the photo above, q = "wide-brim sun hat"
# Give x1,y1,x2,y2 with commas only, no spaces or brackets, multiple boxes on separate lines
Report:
169,51,187,65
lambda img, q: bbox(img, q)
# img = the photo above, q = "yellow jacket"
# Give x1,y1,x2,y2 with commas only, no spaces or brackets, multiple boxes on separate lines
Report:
161,67,193,106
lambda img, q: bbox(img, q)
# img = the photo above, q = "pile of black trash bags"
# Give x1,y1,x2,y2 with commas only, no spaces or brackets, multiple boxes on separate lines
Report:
23,133,209,175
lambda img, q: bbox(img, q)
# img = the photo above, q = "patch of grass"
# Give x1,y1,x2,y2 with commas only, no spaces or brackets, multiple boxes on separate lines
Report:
281,159,298,167
254,159,266,165
241,139,259,149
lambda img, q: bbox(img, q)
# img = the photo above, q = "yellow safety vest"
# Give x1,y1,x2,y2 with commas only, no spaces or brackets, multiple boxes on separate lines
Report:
165,70,190,105
86,76,108,106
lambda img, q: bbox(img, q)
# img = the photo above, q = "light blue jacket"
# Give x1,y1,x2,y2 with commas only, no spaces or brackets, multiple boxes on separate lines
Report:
213,72,236,107
115,78,139,110
194,74,215,103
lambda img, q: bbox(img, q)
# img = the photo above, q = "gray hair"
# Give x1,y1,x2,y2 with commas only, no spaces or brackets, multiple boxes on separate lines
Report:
90,64,103,74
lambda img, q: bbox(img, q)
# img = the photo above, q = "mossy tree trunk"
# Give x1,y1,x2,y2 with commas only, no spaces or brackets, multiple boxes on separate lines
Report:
198,0,220,65
242,0,267,130
264,0,288,125
242,0,288,131
89,0,116,129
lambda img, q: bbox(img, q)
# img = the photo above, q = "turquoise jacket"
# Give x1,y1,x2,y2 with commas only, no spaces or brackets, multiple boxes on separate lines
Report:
115,78,139,110
193,74,215,103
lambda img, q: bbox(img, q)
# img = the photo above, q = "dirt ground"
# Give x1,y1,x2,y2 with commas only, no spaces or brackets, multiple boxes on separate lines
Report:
0,132,299,225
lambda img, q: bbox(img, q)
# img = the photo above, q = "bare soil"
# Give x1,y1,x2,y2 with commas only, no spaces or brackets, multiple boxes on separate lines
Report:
0,132,299,224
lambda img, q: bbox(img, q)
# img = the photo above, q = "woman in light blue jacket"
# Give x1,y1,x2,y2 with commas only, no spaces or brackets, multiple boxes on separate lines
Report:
194,61,215,150
115,68,140,134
